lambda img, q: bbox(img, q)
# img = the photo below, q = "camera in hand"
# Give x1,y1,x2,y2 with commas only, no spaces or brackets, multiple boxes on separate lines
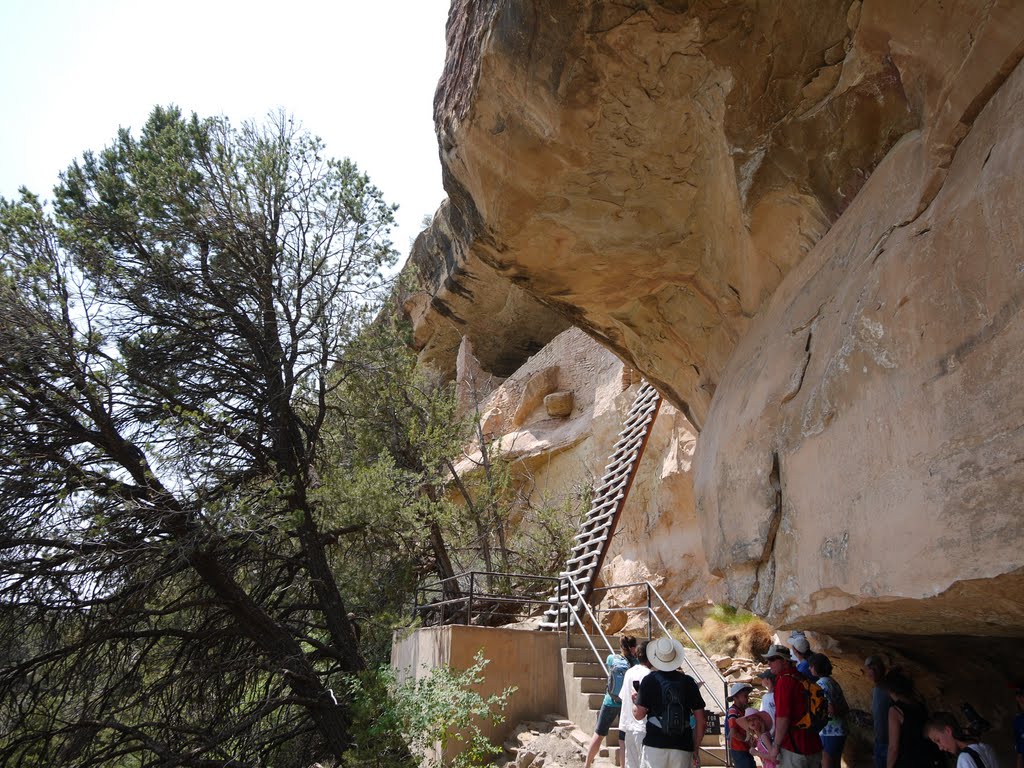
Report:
632,680,641,691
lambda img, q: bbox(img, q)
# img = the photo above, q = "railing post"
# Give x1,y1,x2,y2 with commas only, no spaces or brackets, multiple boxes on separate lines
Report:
565,581,573,638
724,679,732,767
646,584,652,639
467,572,474,625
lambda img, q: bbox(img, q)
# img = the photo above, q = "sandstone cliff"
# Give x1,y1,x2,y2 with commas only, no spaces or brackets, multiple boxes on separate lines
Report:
404,0,1024,736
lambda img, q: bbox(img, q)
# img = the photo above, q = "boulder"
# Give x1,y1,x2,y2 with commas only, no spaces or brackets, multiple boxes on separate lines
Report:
544,391,574,418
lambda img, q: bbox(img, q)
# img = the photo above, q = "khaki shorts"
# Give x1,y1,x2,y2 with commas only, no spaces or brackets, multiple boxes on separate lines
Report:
640,745,694,768
779,748,823,768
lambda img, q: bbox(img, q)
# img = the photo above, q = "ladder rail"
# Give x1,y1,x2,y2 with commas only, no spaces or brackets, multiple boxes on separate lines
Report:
540,380,662,630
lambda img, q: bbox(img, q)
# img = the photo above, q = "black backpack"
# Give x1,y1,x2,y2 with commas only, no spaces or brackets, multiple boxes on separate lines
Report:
654,672,692,739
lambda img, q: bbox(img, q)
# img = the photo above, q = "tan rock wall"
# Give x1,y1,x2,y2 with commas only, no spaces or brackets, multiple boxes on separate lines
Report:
694,53,1024,635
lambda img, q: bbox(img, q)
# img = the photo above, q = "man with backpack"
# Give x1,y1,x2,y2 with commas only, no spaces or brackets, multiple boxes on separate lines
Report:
763,643,824,768
633,636,706,768
584,635,638,768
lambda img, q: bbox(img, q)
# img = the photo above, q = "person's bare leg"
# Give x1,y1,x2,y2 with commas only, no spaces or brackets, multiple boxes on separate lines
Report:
585,731,603,768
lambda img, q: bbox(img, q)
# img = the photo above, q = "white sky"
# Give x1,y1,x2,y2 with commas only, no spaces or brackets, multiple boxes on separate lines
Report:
0,0,451,258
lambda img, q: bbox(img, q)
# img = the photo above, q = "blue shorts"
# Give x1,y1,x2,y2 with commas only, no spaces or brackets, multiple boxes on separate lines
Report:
731,750,757,768
595,703,620,736
821,735,846,759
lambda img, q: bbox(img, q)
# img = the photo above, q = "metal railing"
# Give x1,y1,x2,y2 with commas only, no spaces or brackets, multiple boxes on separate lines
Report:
563,573,616,673
590,580,728,714
412,571,561,626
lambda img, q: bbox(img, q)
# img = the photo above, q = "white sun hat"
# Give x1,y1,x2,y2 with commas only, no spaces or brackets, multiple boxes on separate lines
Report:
648,636,686,672
728,682,754,700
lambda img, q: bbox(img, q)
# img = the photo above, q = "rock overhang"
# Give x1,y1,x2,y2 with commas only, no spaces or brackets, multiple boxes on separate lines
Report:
405,0,1024,644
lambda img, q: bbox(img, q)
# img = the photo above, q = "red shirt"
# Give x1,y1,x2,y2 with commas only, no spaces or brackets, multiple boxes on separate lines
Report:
727,704,749,751
774,669,823,755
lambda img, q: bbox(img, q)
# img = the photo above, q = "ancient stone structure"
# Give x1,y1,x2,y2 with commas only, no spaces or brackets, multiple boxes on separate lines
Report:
403,0,1024,736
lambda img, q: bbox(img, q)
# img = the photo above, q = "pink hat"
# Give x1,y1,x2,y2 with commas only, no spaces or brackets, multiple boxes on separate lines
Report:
744,708,773,729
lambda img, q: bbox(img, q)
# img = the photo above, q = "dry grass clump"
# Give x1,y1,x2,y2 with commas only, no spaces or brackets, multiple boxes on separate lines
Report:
700,605,773,658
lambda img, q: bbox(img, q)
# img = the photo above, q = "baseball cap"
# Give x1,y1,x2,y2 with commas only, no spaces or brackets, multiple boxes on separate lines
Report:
763,643,789,661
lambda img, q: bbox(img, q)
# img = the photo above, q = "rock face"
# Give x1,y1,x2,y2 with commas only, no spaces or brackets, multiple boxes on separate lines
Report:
409,0,1024,719
695,60,1024,636
406,199,571,380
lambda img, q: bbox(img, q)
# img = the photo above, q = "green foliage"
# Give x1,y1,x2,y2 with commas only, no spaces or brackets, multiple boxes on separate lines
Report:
707,604,759,626
344,652,515,768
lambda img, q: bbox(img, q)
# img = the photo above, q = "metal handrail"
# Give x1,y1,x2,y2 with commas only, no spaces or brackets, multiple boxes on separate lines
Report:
645,603,727,716
588,580,729,714
413,570,562,626
564,574,616,673
572,580,730,766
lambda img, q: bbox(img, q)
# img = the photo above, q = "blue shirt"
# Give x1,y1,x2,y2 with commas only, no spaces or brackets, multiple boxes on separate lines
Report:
817,676,847,736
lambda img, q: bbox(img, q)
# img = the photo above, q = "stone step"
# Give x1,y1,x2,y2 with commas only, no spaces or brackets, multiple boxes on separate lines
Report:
569,726,619,749
571,661,605,678
697,744,728,766
564,633,623,650
564,646,604,663
579,676,609,694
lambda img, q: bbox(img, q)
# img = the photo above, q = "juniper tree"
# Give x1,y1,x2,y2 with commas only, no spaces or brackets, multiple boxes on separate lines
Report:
0,106,406,767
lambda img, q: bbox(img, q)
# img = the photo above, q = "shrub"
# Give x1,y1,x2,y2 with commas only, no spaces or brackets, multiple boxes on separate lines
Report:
346,652,515,768
701,605,773,658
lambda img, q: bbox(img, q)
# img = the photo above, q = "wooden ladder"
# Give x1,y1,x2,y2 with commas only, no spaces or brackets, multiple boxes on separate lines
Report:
539,381,662,630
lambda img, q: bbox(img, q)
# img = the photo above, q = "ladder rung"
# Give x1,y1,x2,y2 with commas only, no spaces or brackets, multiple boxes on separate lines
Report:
570,535,607,552
560,564,596,579
569,528,606,544
574,519,616,541
585,497,621,518
620,407,656,431
573,533,605,547
596,463,633,485
608,435,644,456
566,551,599,568
585,508,619,526
615,430,644,445
580,496,624,519
574,519,615,540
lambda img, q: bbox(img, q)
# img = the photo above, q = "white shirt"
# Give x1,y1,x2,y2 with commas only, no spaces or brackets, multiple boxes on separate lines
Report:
956,743,999,768
760,691,777,736
618,664,652,733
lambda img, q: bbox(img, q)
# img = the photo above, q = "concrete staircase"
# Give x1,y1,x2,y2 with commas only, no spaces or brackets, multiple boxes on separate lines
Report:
560,633,729,766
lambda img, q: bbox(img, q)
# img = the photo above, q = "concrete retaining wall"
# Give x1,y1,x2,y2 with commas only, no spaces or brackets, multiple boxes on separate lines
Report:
391,625,568,760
